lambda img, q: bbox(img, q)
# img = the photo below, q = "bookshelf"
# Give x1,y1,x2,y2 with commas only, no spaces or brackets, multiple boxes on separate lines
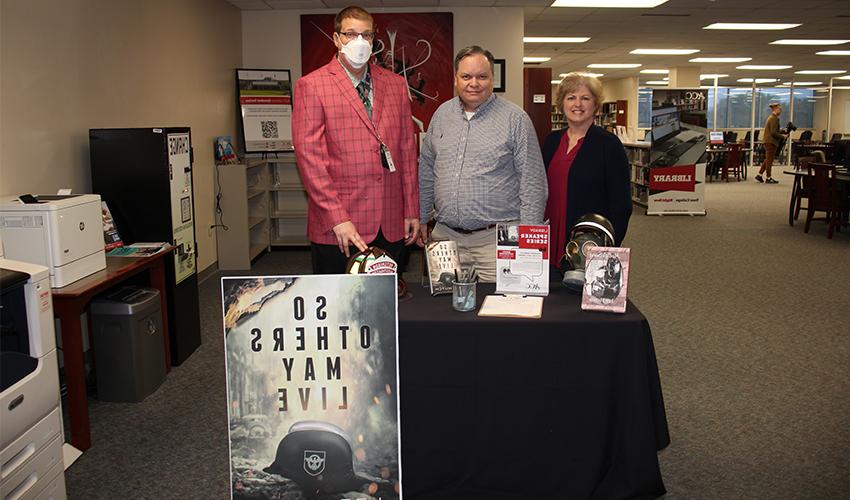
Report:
215,160,272,270
623,142,651,208
597,100,628,129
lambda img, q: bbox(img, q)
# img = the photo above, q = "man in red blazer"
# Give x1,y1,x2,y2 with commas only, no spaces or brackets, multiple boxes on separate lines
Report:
292,6,419,274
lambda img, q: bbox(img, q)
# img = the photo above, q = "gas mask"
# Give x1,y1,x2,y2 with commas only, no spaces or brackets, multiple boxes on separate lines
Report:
561,214,616,292
339,35,371,69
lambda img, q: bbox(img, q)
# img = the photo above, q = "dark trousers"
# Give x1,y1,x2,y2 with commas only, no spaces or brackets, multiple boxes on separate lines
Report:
310,228,405,274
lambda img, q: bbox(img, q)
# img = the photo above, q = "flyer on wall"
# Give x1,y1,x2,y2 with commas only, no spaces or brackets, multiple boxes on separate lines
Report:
236,68,293,153
221,274,401,499
647,88,708,216
495,223,550,296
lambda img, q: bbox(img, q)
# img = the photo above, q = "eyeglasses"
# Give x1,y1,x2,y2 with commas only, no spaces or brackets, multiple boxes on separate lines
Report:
338,31,375,42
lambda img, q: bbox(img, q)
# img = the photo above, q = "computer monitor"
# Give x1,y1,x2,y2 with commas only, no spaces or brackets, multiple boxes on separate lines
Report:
709,131,724,145
651,106,680,144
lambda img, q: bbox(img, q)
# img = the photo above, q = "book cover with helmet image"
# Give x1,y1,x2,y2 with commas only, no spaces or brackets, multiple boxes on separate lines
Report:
423,240,460,296
221,274,401,499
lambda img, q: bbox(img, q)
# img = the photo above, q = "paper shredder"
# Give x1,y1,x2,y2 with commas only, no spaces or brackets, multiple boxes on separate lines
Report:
90,287,166,402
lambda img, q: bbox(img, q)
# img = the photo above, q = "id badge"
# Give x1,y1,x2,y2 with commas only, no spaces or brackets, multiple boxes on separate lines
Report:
380,144,396,173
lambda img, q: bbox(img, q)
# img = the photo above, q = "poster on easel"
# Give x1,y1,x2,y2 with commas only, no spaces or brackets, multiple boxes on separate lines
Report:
221,274,401,499
647,88,708,216
236,68,293,153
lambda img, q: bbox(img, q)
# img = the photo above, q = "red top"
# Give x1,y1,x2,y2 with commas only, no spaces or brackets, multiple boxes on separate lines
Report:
544,130,585,267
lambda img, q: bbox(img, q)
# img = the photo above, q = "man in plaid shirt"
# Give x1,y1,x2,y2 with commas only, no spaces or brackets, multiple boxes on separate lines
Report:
418,46,547,282
293,6,419,274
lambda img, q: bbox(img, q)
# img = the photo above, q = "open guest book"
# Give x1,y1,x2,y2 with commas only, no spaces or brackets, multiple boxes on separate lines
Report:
478,294,544,319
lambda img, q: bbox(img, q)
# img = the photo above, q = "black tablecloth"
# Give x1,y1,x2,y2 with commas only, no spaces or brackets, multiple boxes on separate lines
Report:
399,283,669,500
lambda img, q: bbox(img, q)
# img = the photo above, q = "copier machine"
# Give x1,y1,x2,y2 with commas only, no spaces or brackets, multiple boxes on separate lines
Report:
0,258,67,499
0,194,106,288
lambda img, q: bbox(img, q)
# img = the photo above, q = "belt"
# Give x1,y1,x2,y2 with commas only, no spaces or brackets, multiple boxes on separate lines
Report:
446,223,497,235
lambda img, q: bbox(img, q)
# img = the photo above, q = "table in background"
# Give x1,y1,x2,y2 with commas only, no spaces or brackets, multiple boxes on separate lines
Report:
51,248,174,451
706,146,752,181
783,168,850,226
399,283,669,500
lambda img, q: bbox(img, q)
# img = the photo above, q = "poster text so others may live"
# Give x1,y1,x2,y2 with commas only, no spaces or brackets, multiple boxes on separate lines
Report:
248,294,375,412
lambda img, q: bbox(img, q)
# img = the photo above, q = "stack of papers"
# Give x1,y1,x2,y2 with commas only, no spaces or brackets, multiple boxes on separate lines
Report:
107,242,167,257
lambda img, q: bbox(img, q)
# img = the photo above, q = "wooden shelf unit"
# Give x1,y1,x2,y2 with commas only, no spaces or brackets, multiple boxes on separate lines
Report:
596,100,628,129
623,142,651,208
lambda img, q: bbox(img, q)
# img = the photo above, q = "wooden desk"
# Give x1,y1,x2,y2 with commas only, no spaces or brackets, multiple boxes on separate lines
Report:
51,248,173,451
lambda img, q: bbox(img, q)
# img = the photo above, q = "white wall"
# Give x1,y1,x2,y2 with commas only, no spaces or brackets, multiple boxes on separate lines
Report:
242,7,524,108
0,0,242,273
602,77,639,130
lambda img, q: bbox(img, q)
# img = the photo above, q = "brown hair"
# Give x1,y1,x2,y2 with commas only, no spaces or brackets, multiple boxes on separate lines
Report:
334,6,374,33
454,45,495,74
555,72,604,113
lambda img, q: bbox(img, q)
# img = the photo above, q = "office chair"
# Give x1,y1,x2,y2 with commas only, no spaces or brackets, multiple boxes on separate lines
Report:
830,133,843,142
799,130,813,142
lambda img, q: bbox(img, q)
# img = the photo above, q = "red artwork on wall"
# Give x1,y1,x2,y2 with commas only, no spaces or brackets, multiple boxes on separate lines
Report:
300,13,454,133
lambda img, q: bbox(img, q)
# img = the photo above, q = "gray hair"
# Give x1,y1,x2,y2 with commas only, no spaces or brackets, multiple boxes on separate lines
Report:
453,45,495,74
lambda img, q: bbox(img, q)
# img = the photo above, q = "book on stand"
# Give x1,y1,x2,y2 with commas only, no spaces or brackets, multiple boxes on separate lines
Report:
495,223,550,296
581,247,631,313
424,239,460,296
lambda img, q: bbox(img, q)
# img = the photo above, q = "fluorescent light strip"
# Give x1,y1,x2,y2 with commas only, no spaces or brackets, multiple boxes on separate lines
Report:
700,74,729,79
630,49,699,55
781,81,823,86
645,80,668,85
587,63,641,68
552,0,669,7
703,23,800,30
551,80,563,84
523,57,551,63
640,69,669,74
736,65,792,70
559,72,605,78
737,78,778,83
771,39,850,45
817,50,850,56
837,75,850,80
794,70,846,74
690,57,751,63
524,37,590,43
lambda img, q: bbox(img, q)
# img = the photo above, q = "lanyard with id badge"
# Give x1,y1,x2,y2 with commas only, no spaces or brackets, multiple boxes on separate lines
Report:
360,85,397,173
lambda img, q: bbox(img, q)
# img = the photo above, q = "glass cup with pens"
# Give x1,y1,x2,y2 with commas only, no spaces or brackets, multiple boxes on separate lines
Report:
452,267,478,312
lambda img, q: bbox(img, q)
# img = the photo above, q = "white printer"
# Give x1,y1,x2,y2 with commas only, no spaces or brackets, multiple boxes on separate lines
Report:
0,194,106,288
0,258,67,499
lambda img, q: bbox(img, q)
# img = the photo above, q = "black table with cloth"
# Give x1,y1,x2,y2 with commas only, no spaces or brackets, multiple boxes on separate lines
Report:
398,282,670,500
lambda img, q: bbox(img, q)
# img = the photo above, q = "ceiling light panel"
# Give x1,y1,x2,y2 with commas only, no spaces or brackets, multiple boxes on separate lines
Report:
523,57,551,63
737,78,779,83
770,39,850,45
781,81,823,86
703,23,800,30
690,57,752,63
630,49,699,55
552,0,669,7
794,70,846,74
700,74,729,79
640,69,669,74
736,65,792,70
524,37,590,43
587,63,642,68
817,51,850,56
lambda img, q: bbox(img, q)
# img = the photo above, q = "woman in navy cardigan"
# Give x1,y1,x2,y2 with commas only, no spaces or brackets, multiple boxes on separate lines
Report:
542,73,632,269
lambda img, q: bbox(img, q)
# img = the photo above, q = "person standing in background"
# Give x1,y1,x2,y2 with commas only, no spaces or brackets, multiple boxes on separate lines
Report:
418,45,547,282
292,5,419,273
542,72,632,270
755,102,788,184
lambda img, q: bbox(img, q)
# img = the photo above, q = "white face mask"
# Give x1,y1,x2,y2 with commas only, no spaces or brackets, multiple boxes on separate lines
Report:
340,35,372,69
